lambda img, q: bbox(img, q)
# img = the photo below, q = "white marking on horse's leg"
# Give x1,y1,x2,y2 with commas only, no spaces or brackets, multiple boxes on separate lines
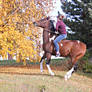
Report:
64,66,74,81
46,64,54,76
61,43,63,47
40,59,44,73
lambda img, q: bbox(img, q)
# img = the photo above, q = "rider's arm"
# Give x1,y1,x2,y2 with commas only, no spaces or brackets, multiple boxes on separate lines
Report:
56,21,60,31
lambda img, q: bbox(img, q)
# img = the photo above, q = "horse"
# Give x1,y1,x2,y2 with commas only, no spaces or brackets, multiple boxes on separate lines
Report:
33,17,86,80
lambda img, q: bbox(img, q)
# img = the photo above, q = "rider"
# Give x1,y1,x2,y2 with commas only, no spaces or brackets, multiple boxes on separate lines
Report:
53,14,67,57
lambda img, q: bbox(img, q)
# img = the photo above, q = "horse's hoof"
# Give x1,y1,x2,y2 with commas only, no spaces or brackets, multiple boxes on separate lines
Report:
64,75,68,81
40,70,44,73
64,73,72,81
51,72,55,76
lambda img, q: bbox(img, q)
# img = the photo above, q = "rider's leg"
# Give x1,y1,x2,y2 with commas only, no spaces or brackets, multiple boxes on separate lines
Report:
53,34,67,56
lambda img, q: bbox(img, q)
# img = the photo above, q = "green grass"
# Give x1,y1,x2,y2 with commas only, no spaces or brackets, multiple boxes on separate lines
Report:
0,58,68,67
0,59,92,79
0,60,39,66
51,58,67,66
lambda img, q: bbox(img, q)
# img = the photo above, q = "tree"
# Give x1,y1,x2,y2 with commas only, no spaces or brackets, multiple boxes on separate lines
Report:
62,0,92,49
0,0,53,64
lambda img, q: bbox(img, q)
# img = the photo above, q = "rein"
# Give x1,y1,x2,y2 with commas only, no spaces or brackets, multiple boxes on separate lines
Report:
46,30,59,35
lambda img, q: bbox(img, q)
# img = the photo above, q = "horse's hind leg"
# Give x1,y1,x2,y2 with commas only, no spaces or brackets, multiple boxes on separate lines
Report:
65,53,83,81
64,63,78,81
40,53,46,73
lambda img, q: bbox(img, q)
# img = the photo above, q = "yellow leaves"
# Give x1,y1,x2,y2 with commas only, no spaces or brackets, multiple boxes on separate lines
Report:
4,11,7,16
1,51,7,59
0,0,2,4
0,19,2,25
0,0,51,63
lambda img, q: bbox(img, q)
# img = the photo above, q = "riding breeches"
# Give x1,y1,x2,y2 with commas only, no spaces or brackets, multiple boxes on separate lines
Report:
53,34,67,52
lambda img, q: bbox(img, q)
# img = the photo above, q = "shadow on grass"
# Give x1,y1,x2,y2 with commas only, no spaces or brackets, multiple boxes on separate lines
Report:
0,71,64,79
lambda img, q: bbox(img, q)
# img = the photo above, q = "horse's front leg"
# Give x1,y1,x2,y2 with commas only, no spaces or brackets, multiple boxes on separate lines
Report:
40,54,46,73
46,53,55,76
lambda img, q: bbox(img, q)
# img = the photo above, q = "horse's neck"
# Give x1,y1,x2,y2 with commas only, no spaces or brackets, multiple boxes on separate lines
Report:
43,30,49,44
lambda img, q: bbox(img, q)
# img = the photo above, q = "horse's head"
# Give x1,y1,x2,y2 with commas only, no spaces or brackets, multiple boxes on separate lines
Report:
33,17,50,29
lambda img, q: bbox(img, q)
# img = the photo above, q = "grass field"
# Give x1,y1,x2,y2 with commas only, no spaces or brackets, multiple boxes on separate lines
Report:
0,67,92,92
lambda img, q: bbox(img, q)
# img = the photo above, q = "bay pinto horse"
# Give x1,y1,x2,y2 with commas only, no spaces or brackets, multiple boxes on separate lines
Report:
33,17,86,80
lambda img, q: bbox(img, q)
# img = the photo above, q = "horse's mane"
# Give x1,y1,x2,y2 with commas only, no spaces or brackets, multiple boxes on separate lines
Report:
49,20,56,32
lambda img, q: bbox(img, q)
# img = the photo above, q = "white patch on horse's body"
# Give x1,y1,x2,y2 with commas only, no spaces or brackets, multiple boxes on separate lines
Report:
64,66,74,81
46,64,55,76
77,40,80,44
50,35,56,42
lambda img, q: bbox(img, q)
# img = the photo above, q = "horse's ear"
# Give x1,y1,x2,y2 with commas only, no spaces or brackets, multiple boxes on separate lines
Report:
58,11,61,17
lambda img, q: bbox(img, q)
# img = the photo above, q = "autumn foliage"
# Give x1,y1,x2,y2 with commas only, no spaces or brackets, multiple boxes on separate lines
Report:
0,0,53,64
